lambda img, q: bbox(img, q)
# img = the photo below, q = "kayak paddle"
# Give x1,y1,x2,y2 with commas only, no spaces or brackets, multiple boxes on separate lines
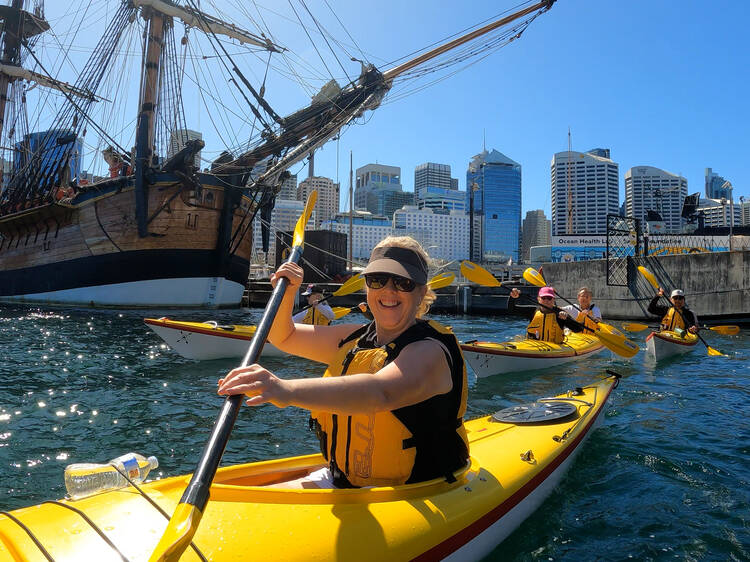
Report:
150,191,318,562
522,267,625,338
622,322,740,336
332,273,456,320
637,265,725,357
461,261,639,358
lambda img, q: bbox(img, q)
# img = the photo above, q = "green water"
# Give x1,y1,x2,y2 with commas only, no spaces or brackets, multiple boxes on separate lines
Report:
0,306,748,560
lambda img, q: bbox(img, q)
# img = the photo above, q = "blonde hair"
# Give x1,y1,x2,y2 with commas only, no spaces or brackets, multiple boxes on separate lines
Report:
371,236,435,317
578,287,592,296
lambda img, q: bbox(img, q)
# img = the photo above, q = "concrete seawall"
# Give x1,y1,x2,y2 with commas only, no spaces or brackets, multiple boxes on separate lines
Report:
542,250,750,322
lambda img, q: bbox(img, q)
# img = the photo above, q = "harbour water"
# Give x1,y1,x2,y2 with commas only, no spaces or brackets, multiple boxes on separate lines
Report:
0,305,748,560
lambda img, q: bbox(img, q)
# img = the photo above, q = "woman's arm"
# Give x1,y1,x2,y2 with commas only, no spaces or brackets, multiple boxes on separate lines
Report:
217,340,453,415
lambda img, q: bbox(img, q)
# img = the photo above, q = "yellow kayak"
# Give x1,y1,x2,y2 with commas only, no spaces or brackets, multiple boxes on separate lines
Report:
645,330,699,361
461,332,605,377
0,375,619,561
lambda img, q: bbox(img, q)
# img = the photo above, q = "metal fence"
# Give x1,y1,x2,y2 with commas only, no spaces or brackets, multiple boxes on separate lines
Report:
606,215,640,286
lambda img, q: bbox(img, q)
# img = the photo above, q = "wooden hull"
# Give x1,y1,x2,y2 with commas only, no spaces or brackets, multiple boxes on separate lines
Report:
461,333,605,378
645,330,699,361
144,317,287,360
0,173,254,308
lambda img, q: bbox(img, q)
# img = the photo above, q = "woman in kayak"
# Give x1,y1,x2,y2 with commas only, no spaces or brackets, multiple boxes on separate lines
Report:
648,288,699,334
560,287,602,332
508,286,583,344
218,236,469,489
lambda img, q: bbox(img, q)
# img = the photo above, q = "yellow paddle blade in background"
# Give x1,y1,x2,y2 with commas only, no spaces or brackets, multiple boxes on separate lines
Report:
621,322,651,332
332,306,352,319
292,190,317,247
595,328,640,358
707,325,740,335
460,260,501,287
522,267,546,288
706,345,725,357
637,266,659,289
428,272,455,290
332,273,364,296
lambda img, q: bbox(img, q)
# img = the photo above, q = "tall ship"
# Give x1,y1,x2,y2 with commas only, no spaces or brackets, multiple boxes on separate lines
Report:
0,0,555,307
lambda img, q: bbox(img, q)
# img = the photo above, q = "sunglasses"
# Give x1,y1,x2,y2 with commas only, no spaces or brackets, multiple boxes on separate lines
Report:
672,296,685,300
539,296,554,301
364,273,416,292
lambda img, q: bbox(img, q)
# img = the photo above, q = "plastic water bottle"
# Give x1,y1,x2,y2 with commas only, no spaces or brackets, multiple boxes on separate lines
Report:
64,452,158,499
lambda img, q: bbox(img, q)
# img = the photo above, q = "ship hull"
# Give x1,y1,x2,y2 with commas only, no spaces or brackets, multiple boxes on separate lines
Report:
0,173,255,308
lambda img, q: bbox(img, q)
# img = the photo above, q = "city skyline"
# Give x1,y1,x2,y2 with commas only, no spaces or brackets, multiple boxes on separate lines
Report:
35,1,748,220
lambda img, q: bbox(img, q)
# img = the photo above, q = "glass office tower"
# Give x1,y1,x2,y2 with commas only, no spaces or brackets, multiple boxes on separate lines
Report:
466,149,521,263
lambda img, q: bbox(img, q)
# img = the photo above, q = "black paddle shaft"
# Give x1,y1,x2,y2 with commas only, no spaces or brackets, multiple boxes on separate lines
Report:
180,245,303,510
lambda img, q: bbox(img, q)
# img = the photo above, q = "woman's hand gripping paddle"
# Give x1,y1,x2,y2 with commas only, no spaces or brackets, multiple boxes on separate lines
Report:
150,192,319,562
637,265,725,357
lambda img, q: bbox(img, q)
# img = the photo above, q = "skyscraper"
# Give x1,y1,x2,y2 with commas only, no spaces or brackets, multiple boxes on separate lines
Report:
167,129,202,168
466,149,522,263
625,166,687,233
521,210,551,262
414,162,464,212
705,168,731,200
354,164,413,219
277,172,298,200
298,176,339,227
550,149,619,235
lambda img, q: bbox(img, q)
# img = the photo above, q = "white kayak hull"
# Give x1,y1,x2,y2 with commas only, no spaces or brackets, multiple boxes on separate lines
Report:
144,318,285,360
645,331,699,361
461,334,605,378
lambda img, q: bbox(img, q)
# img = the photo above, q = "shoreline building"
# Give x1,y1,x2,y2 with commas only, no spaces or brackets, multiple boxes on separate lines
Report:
252,199,315,264
466,149,521,263
354,163,413,219
705,168,731,200
696,198,742,228
625,166,687,233
414,162,465,212
551,149,619,235
321,210,392,261
167,129,202,168
298,175,339,227
393,206,468,261
277,172,298,200
521,210,551,262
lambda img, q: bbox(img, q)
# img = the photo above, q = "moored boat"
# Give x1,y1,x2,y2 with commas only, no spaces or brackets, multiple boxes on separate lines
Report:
461,332,605,378
0,374,619,561
144,317,285,360
645,330,699,361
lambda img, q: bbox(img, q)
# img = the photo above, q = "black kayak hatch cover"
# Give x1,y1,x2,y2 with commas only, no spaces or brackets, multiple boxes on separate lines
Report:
492,400,578,424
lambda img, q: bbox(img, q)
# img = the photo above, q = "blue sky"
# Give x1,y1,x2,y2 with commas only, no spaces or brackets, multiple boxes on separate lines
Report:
39,0,749,216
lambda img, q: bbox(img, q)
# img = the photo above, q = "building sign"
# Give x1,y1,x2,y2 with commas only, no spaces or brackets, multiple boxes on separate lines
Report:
550,235,607,263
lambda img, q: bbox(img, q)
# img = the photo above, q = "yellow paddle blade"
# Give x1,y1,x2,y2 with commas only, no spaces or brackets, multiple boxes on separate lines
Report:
621,322,650,332
522,267,546,288
595,329,640,358
428,272,455,290
292,190,317,248
708,325,740,335
706,345,725,357
637,265,659,289
596,322,626,338
460,260,501,287
332,306,352,319
332,273,365,296
149,503,202,562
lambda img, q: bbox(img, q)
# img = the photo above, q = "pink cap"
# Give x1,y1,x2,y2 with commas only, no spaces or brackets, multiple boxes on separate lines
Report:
538,286,555,298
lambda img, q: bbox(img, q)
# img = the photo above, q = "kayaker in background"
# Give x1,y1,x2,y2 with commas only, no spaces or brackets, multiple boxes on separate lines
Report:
292,284,335,325
648,288,699,334
508,286,583,344
218,236,469,489
561,287,602,332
